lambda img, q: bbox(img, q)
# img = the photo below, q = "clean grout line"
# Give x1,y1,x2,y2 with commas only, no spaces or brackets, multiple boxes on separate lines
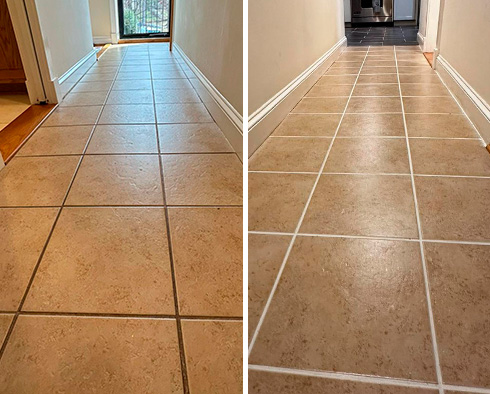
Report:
249,170,490,179
248,46,371,356
394,46,445,394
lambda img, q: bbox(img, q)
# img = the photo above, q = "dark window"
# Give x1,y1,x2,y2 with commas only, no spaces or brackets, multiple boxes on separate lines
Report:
118,0,171,38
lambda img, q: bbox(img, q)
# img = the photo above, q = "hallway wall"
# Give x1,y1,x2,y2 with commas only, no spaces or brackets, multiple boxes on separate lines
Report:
249,0,345,114
88,0,112,43
173,0,243,116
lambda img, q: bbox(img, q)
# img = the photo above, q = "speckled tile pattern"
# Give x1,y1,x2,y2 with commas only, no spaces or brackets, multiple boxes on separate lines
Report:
0,43,242,393
249,45,490,393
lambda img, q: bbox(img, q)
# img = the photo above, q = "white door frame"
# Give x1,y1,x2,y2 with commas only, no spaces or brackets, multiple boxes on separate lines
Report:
418,0,441,53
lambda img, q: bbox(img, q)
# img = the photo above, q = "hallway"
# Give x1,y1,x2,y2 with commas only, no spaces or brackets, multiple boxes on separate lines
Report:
0,43,242,393
248,45,490,393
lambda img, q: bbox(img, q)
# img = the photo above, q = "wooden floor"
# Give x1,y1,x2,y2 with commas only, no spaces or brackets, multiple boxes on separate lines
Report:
424,52,434,67
0,104,56,162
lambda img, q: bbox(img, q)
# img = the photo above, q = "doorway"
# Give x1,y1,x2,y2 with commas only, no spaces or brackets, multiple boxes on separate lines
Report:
117,0,171,39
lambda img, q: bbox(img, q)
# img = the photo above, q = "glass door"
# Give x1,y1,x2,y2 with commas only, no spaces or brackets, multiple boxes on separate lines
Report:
117,0,171,38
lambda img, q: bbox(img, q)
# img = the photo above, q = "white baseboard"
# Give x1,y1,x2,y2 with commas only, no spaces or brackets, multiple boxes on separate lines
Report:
173,44,243,160
436,55,490,144
93,35,112,45
56,49,97,100
248,37,347,156
417,32,425,49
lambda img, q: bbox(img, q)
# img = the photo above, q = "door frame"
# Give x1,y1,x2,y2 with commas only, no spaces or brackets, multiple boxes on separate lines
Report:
116,0,172,39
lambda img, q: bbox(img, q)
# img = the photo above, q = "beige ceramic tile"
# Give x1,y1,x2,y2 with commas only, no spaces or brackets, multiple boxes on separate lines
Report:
399,74,441,84
169,208,242,316
153,88,200,104
316,75,357,85
71,81,112,93
347,97,402,113
301,174,418,238
0,316,183,393
403,97,462,114
156,103,213,123
0,156,80,206
0,315,13,343
99,104,156,124
66,155,163,206
324,67,359,75
292,98,348,113
360,66,397,74
60,91,108,107
43,106,102,126
401,83,450,96
152,79,193,90
162,154,242,205
86,124,158,154
182,320,242,394
248,173,316,232
352,83,400,96
158,123,232,153
406,114,477,138
273,114,342,136
338,113,405,136
112,79,152,90
23,207,174,314
106,89,154,104
0,208,58,310
306,84,353,97
250,237,436,381
357,74,398,84
398,66,436,74
249,137,330,172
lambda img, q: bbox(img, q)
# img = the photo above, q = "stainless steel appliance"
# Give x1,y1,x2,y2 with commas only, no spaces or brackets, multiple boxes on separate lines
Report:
351,0,393,23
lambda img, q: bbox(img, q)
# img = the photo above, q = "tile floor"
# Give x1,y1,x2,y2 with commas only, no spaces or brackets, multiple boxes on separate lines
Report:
249,46,490,394
346,26,419,46
0,43,243,393
0,94,30,132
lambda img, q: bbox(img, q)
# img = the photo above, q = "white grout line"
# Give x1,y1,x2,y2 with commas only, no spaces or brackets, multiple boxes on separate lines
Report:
269,135,480,140
248,47,371,356
249,170,490,179
394,45,445,394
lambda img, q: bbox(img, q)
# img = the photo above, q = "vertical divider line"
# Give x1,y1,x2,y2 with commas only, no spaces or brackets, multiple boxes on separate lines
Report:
0,45,129,360
150,43,190,394
248,46,371,355
394,46,445,394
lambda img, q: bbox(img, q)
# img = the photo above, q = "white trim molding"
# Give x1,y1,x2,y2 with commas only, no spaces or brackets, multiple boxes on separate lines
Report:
417,32,425,48
174,43,243,160
436,55,490,144
248,37,347,156
93,35,112,45
56,49,97,100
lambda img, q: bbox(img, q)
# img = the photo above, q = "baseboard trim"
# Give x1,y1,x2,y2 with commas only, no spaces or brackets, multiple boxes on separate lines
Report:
58,49,97,86
248,37,347,156
55,50,97,100
173,43,243,159
417,32,425,49
93,35,112,45
436,55,490,143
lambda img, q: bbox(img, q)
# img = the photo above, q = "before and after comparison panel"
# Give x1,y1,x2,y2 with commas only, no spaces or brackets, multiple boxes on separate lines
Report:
0,0,489,393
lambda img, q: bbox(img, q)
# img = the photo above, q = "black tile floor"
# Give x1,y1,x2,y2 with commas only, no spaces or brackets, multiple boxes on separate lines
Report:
346,26,419,46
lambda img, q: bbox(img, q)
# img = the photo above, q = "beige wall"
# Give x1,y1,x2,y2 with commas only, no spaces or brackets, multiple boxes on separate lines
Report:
249,0,345,114
35,0,94,79
88,0,112,39
173,0,243,115
438,0,490,105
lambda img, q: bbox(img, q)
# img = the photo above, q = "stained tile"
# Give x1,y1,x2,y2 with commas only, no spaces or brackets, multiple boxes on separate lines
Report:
248,173,316,232
156,103,212,123
182,320,242,393
86,124,158,154
338,113,405,136
158,123,232,153
306,84,353,97
406,114,476,138
60,91,108,106
153,88,200,104
411,139,490,176
325,138,409,173
273,114,341,136
66,155,163,206
99,104,155,124
0,316,182,393
249,371,438,394
425,243,490,388
415,177,490,241
346,97,402,113
291,98,348,113
250,237,436,381
106,90,154,104
0,157,79,206
161,154,242,205
403,97,462,114
17,126,92,156
248,234,291,341
169,208,242,316
249,137,330,172
301,174,418,237
43,106,101,126
352,83,400,96
0,208,58,310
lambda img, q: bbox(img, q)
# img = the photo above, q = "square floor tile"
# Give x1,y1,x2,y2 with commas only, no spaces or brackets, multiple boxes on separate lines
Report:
153,79,193,90
248,234,291,341
66,155,163,206
0,157,80,206
401,84,450,96
249,371,438,394
0,316,182,393
71,81,112,93
358,74,398,84
415,177,490,241
410,139,490,176
301,174,418,237
43,106,101,126
158,123,232,153
86,124,158,154
156,103,212,123
0,208,58,310
316,75,357,85
305,84,353,97
80,73,116,83
425,243,490,388
292,98,348,113
154,88,200,104
325,137,410,173
352,83,400,96
361,66,397,74
331,61,363,68
99,104,155,124
182,320,242,393
169,208,242,316
338,113,405,136
112,79,152,90
250,237,436,381
398,66,436,75
116,71,152,80
399,75,441,84
406,114,477,138
17,126,92,156
272,114,341,137
324,67,359,75
248,173,316,232
249,137,330,172
0,314,13,343
60,91,108,106
347,97,402,113
403,97,462,114
106,90,154,104
152,70,187,79
23,208,174,314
